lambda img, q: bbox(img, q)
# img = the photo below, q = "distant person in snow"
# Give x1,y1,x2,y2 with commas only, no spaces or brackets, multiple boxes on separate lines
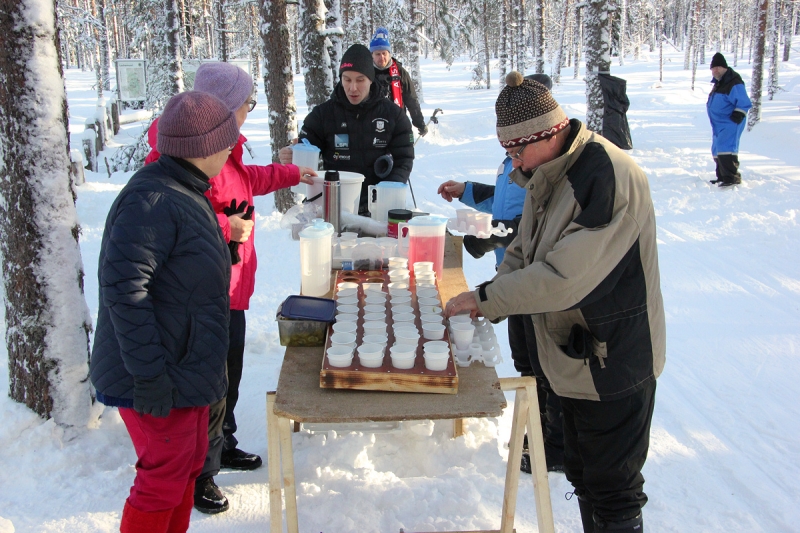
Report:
369,27,428,137
145,62,316,515
707,52,752,187
437,72,566,477
91,91,240,533
279,44,414,217
444,72,666,533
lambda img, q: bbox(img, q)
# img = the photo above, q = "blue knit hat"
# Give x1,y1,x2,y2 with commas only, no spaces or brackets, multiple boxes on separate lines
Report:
370,27,391,53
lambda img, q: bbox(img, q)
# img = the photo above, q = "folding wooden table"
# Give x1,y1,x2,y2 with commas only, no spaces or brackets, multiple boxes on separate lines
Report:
266,235,555,533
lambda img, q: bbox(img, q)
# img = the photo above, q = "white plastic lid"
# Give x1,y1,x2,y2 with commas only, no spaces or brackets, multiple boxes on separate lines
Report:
298,218,334,239
293,138,320,153
408,215,448,227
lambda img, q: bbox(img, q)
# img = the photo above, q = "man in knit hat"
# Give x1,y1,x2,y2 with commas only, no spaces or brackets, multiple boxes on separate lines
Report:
445,72,665,533
279,44,414,216
91,91,240,533
707,52,751,186
369,27,427,137
145,62,317,514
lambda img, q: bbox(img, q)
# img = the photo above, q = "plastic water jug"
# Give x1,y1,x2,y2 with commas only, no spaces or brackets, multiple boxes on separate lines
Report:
306,171,365,214
368,181,408,222
299,219,334,296
398,216,447,280
291,139,320,194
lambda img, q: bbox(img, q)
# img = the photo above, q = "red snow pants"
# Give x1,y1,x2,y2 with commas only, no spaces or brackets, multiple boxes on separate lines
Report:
119,406,209,514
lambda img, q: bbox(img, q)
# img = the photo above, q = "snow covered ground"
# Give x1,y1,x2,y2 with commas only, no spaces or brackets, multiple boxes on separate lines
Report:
1,49,799,532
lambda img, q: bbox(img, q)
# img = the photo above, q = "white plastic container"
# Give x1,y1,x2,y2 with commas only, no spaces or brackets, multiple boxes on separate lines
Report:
391,304,414,315
290,139,320,193
449,315,473,326
394,329,421,346
357,343,385,368
417,297,440,307
332,321,357,335
450,323,476,350
368,181,408,222
327,345,354,367
363,321,388,336
423,351,449,371
393,312,416,324
299,219,334,297
422,323,446,340
390,344,416,369
306,171,365,214
335,313,358,323
330,332,357,350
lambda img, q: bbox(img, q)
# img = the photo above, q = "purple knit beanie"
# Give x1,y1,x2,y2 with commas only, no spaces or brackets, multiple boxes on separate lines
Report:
194,62,254,111
157,91,240,159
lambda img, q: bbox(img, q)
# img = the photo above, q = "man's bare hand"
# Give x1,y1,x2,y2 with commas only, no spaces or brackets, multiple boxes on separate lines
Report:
297,166,317,185
437,180,466,202
444,291,482,319
229,213,254,242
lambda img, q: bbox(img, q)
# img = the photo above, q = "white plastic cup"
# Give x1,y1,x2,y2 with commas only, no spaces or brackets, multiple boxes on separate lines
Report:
393,323,419,334
363,283,385,293
454,346,471,366
423,342,449,357
415,272,436,285
391,304,415,316
363,321,388,336
363,334,388,346
337,288,357,298
449,315,473,326
327,345,354,367
423,341,449,351
412,261,434,273
390,296,412,306
339,241,357,259
335,313,358,323
330,332,357,349
423,352,449,371
392,312,416,323
336,304,359,316
340,232,358,242
420,314,443,325
422,322,446,340
419,305,443,316
364,312,387,322
388,268,410,279
468,343,483,360
417,297,440,307
364,304,386,314
337,296,359,306
337,282,358,290
357,343,385,368
417,288,438,299
388,283,409,293
365,294,387,305
332,321,357,334
390,346,416,369
450,322,476,350
394,329,421,346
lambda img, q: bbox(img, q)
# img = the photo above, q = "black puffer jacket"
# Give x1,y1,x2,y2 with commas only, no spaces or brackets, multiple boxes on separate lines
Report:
299,81,414,215
90,156,231,408
374,59,426,131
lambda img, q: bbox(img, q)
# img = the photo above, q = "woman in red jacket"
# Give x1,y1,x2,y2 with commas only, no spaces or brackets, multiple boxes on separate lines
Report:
146,62,316,514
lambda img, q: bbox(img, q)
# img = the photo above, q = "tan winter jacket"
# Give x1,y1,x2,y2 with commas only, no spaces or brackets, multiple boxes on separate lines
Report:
475,120,666,401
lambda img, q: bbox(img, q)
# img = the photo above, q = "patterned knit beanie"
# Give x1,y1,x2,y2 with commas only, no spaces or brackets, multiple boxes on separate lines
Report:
370,27,391,53
710,52,728,69
194,62,254,112
157,91,240,159
339,44,375,82
496,71,569,148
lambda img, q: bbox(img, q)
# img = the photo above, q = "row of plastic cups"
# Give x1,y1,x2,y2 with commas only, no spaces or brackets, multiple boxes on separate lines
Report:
332,320,390,336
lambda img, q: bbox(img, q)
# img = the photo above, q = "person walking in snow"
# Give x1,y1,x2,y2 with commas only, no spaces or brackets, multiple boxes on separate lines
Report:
707,52,752,187
91,91,240,533
369,27,428,138
145,62,317,514
437,73,565,476
445,72,666,533
279,44,414,217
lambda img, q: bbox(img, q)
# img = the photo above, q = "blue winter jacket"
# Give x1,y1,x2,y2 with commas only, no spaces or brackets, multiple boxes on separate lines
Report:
459,157,527,266
706,68,752,156
90,156,231,409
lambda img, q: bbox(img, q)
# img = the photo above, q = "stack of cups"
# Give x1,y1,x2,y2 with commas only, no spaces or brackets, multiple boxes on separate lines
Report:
412,261,436,287
422,341,450,371
339,232,358,259
448,314,474,365
357,343,385,368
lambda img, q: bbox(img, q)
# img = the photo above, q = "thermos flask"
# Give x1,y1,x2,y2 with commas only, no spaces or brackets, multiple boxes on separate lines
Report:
323,170,341,236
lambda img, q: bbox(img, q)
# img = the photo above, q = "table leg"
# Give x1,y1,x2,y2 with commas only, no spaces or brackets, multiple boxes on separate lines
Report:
524,383,555,533
267,392,283,532
278,414,299,533
453,418,465,438
499,386,527,533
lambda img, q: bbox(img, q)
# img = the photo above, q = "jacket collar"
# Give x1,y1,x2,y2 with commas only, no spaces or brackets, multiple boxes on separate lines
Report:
158,155,212,195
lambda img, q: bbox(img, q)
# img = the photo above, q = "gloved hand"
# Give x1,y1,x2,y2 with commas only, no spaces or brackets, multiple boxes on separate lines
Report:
133,373,177,418
463,234,502,259
730,110,746,124
222,199,254,264
418,125,429,137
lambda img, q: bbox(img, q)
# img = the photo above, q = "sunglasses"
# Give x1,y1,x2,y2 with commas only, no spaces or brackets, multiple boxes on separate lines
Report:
248,98,257,112
506,144,527,161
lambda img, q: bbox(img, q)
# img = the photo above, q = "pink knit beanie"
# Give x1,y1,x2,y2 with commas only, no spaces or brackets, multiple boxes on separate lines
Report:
156,91,240,159
194,62,254,112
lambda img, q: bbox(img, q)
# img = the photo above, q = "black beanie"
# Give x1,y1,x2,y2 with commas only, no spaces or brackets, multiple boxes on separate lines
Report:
339,44,375,82
710,52,728,69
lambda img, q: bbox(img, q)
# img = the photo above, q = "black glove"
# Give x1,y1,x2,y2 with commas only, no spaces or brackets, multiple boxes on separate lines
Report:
418,125,429,137
730,110,746,124
222,199,253,265
463,234,503,259
133,373,177,418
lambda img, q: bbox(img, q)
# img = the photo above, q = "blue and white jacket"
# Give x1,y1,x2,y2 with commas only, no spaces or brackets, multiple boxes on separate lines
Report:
706,68,752,156
459,157,527,266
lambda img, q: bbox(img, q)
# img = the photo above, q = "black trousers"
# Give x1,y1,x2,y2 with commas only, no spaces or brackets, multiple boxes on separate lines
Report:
508,314,565,465
561,380,657,525
714,154,741,184
198,310,246,481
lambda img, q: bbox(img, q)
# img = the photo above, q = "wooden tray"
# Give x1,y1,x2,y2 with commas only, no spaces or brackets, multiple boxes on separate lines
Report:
320,270,458,394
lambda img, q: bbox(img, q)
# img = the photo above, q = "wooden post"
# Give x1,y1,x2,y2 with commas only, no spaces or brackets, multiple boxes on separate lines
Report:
82,128,97,172
69,149,85,186
267,392,283,533
500,386,528,533
109,100,120,135
278,416,299,533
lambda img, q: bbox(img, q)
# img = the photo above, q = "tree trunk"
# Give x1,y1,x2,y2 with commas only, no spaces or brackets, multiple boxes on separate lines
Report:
166,0,184,94
748,0,768,130
555,0,571,84
767,0,780,99
533,0,544,73
574,3,582,79
684,0,694,69
261,0,299,213
217,0,228,61
584,0,610,132
783,0,794,61
325,0,343,87
300,0,332,108
620,0,627,65
517,0,527,74
407,0,423,102
500,0,509,85
0,0,95,428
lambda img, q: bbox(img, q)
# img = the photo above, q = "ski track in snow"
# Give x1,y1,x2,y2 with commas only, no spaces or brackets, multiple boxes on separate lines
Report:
1,51,799,532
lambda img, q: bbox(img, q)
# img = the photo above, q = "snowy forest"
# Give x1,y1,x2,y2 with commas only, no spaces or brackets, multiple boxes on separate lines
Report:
1,0,800,531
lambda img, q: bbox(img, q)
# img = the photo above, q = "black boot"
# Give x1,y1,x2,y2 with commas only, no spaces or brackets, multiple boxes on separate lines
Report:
193,476,229,514
577,495,595,533
594,513,643,532
220,447,263,470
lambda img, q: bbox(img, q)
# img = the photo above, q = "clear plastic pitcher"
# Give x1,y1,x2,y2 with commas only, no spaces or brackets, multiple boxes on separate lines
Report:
298,219,334,296
291,139,320,194
368,181,408,222
398,216,448,280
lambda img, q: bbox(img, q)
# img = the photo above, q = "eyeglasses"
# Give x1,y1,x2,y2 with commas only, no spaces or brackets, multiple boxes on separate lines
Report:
506,144,527,161
248,98,257,112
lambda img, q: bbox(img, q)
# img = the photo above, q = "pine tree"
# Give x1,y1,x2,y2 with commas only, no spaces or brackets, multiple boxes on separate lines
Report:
0,0,95,429
407,0,424,102
300,0,333,108
748,0,768,130
767,0,779,99
584,0,611,132
325,0,343,87
532,0,545,73
262,0,300,213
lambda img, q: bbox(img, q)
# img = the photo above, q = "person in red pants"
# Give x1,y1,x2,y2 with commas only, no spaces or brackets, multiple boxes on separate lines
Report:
145,62,317,513
90,91,241,532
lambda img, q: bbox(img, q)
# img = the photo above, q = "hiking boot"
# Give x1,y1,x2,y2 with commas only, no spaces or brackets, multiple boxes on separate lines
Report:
220,447,263,471
709,179,721,184
193,477,229,514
